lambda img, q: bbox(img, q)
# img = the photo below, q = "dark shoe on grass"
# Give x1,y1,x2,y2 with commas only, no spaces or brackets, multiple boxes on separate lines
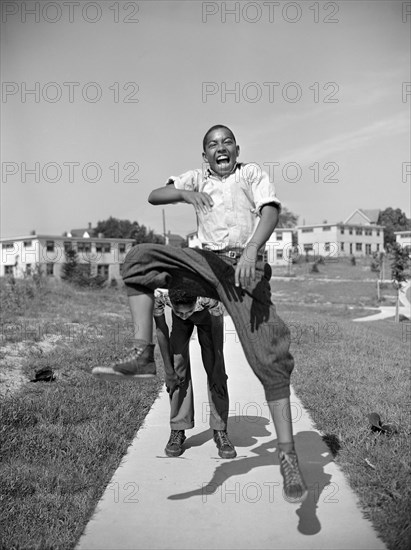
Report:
165,430,186,457
279,450,308,504
213,430,237,459
92,341,156,381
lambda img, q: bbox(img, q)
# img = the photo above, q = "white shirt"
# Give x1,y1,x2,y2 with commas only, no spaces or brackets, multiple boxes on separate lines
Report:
153,289,224,318
168,163,281,251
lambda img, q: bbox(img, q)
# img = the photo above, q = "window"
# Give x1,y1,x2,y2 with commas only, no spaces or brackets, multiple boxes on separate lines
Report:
304,244,313,252
64,241,72,252
324,243,330,252
340,228,345,234
365,244,371,255
349,228,353,235
5,265,14,275
376,230,380,236
2,243,14,250
77,242,91,252
356,243,362,252
97,264,109,279
46,240,55,252
323,226,331,231
355,228,362,236
276,250,283,259
118,243,126,253
341,242,345,251
377,244,380,252
365,229,372,236
302,228,313,233
46,263,54,276
96,243,111,253
24,240,32,247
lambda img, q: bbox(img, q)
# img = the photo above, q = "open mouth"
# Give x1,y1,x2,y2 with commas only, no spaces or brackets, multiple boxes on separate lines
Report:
216,155,230,165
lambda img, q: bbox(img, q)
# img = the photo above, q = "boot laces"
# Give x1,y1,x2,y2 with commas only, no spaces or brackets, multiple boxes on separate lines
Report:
123,344,145,362
169,430,184,444
216,431,231,447
280,451,303,486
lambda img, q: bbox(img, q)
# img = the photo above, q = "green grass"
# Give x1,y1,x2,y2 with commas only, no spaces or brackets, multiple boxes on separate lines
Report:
0,278,164,550
1,274,410,550
277,303,410,550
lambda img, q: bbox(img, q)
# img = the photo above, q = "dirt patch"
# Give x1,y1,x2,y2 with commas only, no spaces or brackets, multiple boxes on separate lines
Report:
0,335,62,397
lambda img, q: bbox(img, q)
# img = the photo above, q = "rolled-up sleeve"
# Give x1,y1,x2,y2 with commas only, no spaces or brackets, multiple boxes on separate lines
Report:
200,298,225,317
243,163,281,214
166,170,199,191
153,290,166,317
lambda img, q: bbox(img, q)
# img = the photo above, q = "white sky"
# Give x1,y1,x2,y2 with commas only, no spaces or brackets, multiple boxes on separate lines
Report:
1,0,410,239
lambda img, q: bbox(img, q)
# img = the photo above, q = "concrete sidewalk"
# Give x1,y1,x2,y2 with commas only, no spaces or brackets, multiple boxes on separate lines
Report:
353,281,410,322
77,317,386,550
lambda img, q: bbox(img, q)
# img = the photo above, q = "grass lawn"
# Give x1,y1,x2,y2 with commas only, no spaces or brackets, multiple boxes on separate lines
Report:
1,273,410,550
277,303,410,550
0,278,165,550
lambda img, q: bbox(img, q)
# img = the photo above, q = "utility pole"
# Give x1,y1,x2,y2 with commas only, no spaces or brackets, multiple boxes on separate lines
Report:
162,209,167,245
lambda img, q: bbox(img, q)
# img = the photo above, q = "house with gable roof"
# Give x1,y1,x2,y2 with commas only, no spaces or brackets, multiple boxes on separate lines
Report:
296,209,385,258
1,223,134,280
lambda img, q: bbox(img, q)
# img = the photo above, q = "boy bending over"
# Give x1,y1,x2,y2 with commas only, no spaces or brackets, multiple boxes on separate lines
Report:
154,288,236,459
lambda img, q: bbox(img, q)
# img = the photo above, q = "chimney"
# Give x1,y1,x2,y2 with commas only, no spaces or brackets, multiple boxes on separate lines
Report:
88,222,92,229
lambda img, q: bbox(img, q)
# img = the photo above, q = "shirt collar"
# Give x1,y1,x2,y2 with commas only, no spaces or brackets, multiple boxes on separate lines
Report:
204,163,241,179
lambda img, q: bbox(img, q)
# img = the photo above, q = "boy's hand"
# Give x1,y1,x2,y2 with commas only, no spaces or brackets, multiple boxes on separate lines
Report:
235,246,257,287
165,371,180,397
182,191,213,214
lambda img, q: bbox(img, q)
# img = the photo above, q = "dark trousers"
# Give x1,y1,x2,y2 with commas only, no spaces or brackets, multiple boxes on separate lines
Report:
122,244,294,402
169,309,228,431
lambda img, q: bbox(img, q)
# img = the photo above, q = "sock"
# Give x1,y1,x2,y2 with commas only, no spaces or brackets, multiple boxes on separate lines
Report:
278,441,295,454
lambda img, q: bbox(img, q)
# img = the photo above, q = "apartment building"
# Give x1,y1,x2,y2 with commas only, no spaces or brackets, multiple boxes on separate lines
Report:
0,230,135,280
296,209,384,258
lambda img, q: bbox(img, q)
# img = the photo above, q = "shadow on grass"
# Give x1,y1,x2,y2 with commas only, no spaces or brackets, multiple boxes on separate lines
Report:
169,415,334,536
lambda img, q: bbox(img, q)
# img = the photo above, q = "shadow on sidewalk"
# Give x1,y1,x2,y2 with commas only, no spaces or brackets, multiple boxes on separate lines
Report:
169,416,334,536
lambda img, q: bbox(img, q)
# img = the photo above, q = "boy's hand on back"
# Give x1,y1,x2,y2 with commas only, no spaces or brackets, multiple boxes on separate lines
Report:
182,191,214,214
235,246,257,288
165,371,181,397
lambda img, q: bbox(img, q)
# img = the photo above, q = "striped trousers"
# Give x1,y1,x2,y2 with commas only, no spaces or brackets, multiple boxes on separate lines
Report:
122,244,294,402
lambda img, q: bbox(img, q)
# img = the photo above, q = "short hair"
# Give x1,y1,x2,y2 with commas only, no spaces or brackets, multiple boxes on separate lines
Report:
202,125,236,152
168,287,197,306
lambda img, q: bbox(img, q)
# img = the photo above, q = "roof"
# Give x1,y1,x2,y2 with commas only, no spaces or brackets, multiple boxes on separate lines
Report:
69,228,94,238
359,209,380,223
344,208,381,225
0,234,135,243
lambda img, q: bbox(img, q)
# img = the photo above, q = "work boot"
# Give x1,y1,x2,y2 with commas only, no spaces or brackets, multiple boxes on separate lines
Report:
165,430,186,457
92,340,156,380
213,430,237,459
279,450,308,504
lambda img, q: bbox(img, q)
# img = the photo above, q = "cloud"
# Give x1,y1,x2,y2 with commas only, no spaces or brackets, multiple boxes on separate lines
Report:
278,113,409,164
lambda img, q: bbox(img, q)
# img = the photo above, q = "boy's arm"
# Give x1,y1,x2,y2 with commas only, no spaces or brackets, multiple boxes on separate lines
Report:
148,183,214,214
235,203,279,288
154,315,179,395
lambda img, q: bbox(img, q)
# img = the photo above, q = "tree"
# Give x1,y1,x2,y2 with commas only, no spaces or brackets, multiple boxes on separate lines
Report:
277,207,299,228
61,248,79,281
378,208,411,247
95,217,164,244
389,242,409,322
61,248,106,288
